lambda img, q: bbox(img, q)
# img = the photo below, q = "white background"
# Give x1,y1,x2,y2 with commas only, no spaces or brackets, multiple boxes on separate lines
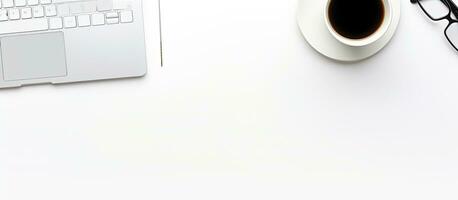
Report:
2,0,458,199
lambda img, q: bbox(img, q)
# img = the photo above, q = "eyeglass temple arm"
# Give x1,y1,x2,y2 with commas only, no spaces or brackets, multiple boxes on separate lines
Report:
447,0,458,17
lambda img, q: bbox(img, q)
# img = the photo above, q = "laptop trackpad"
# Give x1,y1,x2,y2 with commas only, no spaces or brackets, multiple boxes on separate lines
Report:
1,32,67,81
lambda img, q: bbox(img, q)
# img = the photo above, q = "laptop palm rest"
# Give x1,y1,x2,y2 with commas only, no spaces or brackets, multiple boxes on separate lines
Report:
0,32,67,82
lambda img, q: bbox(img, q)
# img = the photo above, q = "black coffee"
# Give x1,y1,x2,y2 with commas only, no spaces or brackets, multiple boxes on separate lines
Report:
328,0,385,39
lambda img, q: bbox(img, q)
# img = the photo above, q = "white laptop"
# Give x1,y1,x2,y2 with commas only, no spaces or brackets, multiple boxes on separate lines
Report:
0,0,160,88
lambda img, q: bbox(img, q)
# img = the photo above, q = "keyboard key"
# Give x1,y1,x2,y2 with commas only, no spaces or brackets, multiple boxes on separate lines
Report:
20,7,32,19
49,17,63,29
120,10,133,23
97,0,112,11
39,0,51,4
8,8,20,20
77,15,90,27
63,16,76,28
69,3,82,14
27,0,38,6
2,0,14,8
0,10,8,21
91,13,104,25
44,4,57,16
113,0,129,10
32,6,44,17
0,18,48,35
15,0,26,7
81,1,96,13
106,17,118,24
105,11,118,18
57,4,70,16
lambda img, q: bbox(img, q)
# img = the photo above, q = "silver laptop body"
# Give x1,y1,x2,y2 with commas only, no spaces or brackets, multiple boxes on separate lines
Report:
0,0,157,88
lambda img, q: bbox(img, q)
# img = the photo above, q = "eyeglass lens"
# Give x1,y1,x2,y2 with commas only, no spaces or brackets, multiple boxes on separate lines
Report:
418,0,450,20
446,23,458,49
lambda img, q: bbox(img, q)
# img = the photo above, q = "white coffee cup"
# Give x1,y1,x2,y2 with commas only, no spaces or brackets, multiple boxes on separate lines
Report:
324,0,393,47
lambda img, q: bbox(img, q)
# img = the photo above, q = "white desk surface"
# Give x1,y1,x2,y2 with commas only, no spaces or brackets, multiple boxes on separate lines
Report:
2,0,458,199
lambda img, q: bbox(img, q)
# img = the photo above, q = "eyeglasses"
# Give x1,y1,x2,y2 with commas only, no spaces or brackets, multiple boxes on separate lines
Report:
411,0,458,51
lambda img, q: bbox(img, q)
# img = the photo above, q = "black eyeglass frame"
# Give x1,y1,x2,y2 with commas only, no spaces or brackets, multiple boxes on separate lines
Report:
411,0,458,51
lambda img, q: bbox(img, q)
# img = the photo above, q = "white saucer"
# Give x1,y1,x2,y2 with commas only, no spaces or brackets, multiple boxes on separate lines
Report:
297,0,401,62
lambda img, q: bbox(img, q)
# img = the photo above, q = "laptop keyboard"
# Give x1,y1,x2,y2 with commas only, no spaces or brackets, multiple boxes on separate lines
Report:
0,0,134,35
